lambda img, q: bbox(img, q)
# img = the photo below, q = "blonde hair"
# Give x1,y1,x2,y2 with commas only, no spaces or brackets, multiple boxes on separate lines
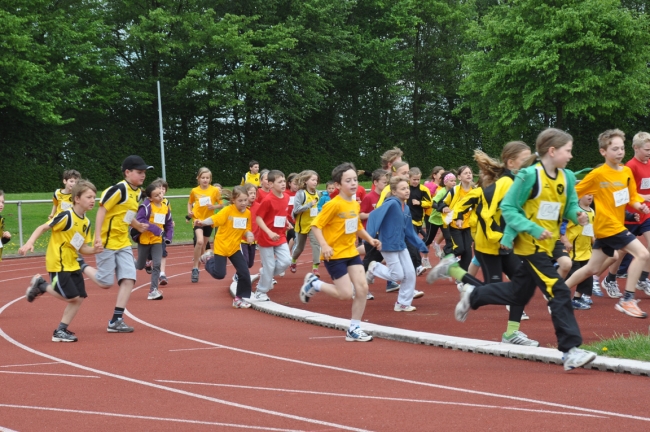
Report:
380,147,404,169
523,128,573,168
408,167,422,177
385,175,409,198
390,160,409,176
230,186,247,202
196,167,212,183
474,141,530,187
297,170,319,190
598,129,625,150
632,131,650,149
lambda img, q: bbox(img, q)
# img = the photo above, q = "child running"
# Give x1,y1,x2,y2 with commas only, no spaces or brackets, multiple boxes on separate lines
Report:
188,167,223,283
563,129,650,318
20,180,101,342
290,170,321,276
133,182,174,300
299,163,382,342
366,176,428,311
407,167,433,268
428,128,596,371
197,186,255,308
423,166,444,250
317,181,335,211
48,169,81,219
429,172,455,258
240,183,259,277
255,169,271,204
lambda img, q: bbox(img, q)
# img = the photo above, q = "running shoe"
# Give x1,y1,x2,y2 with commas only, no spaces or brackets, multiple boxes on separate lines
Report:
312,268,320,277
191,268,199,283
345,326,373,342
386,281,400,293
107,318,134,333
501,331,539,347
251,291,270,302
602,279,622,298
563,347,597,371
148,288,163,300
592,279,603,297
615,299,648,318
454,284,475,322
421,257,432,269
52,328,77,342
416,265,426,276
571,298,590,310
617,273,628,279
300,273,319,303
521,311,530,320
426,254,456,284
279,272,285,277
582,294,593,305
413,290,424,299
433,243,444,259
232,297,252,309
145,260,153,274
199,250,213,265
232,274,239,282
158,274,168,286
394,303,416,312
272,278,278,285
456,282,464,292
366,291,375,300
636,279,650,296
290,262,297,273
26,275,48,302
366,261,378,285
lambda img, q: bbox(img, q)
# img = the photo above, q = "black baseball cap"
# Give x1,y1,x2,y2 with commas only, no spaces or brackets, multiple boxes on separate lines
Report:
122,155,154,171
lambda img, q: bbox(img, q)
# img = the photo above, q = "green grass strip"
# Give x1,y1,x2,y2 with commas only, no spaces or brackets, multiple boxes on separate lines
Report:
582,331,650,362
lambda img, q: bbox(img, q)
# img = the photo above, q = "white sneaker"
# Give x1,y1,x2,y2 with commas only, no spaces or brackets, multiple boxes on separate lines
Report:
366,261,378,285
412,290,424,299
252,291,270,302
602,279,622,298
199,250,213,265
421,257,432,269
279,272,285,277
433,243,444,259
366,291,375,300
394,303,416,312
521,311,530,320
563,347,596,371
416,265,426,276
147,288,163,300
455,284,475,322
636,279,650,296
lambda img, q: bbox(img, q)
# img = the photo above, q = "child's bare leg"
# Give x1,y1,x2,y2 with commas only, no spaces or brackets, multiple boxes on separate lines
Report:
193,229,205,268
621,240,650,294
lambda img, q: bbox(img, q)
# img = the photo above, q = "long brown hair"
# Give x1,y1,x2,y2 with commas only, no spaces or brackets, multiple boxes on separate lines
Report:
474,141,530,187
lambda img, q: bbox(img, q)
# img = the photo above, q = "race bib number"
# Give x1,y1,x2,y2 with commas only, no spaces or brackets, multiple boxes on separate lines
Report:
444,211,454,226
582,223,594,237
123,210,136,224
274,216,287,228
641,178,650,190
613,188,630,207
233,217,247,229
289,196,295,205
199,196,211,207
61,202,72,210
70,232,85,250
345,217,358,234
153,213,166,225
310,207,318,217
536,201,561,221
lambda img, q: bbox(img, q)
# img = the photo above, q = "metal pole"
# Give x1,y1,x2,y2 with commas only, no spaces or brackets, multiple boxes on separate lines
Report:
17,202,23,248
157,80,166,180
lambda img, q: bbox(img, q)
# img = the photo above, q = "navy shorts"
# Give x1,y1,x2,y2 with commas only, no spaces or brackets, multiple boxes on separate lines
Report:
49,271,87,299
324,255,363,280
625,218,650,237
593,230,636,257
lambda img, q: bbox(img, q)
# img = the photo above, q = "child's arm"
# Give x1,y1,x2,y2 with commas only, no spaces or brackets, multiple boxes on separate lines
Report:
94,206,107,249
357,227,381,250
48,204,57,219
187,193,195,219
163,210,174,243
311,226,332,260
292,190,312,216
256,215,280,242
18,222,51,255
420,187,432,209
500,168,547,247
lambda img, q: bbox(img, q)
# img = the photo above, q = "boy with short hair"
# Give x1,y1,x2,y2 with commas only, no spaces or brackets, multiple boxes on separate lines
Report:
49,169,81,219
252,170,292,301
564,129,650,318
241,160,261,187
92,155,152,332
0,190,11,260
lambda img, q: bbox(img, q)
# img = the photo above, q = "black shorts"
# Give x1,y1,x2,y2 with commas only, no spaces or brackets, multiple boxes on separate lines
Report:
324,255,363,280
568,260,592,295
552,240,568,261
593,230,636,257
626,218,650,236
194,225,213,238
49,271,87,299
286,228,296,243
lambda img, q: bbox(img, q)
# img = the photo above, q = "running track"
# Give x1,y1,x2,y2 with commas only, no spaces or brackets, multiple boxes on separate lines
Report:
0,245,649,431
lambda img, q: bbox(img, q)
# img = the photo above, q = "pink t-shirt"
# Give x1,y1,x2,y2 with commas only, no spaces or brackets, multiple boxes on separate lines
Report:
626,157,650,225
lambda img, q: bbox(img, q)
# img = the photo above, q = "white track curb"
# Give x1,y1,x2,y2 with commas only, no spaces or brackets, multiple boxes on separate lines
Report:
230,281,650,376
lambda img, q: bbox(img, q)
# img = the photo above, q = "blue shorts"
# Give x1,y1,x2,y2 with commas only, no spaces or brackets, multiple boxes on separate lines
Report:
593,230,636,257
324,255,363,280
625,218,650,237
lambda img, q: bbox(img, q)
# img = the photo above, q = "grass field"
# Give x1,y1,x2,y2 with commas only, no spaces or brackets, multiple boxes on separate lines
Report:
1,183,372,255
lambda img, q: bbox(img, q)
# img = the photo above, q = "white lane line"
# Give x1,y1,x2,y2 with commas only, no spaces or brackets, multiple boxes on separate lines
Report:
169,347,224,352
0,275,33,283
0,371,99,378
155,381,605,419
0,426,18,432
0,361,61,368
0,404,303,431
0,294,370,432
125,280,650,423
308,336,344,339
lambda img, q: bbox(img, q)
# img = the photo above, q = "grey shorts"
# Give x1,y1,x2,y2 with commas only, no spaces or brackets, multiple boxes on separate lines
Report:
95,247,137,286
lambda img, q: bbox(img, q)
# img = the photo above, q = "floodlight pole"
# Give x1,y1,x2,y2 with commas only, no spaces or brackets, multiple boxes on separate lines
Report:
157,80,166,180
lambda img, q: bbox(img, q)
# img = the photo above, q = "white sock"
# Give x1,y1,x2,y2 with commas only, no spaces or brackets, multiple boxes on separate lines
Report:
593,275,599,282
350,319,360,330
312,279,323,292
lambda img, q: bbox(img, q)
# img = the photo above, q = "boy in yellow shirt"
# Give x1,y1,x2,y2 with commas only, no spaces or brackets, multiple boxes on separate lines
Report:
48,169,81,219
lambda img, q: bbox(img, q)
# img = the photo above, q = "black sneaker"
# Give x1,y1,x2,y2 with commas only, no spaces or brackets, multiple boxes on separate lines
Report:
52,328,78,342
191,268,199,283
145,260,153,274
26,275,48,302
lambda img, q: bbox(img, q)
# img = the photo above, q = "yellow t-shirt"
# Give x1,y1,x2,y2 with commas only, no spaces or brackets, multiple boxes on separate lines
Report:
442,185,475,229
52,189,73,215
162,197,172,211
311,195,363,260
294,189,319,234
189,185,222,221
566,207,595,261
99,180,142,250
514,165,567,257
241,172,261,187
208,204,252,257
46,209,92,272
140,201,170,245
575,164,643,238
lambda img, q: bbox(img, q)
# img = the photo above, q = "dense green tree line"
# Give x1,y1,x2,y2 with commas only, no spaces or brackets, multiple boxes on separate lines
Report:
1,0,650,192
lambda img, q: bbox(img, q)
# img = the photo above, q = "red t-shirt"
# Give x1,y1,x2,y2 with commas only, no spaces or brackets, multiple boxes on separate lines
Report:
360,190,381,229
256,192,290,247
249,201,261,239
256,188,270,204
329,187,367,204
626,157,650,224
286,190,297,223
